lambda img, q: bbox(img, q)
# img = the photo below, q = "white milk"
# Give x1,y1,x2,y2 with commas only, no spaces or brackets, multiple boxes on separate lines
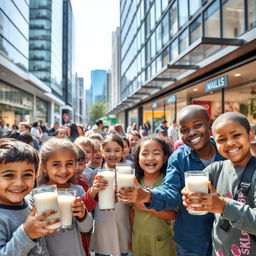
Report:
58,194,75,227
117,173,134,189
98,171,115,210
34,192,61,229
116,166,132,174
185,175,209,215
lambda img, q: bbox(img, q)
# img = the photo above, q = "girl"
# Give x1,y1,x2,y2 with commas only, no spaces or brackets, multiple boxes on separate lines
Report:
122,136,132,164
182,112,256,255
129,134,176,256
93,134,130,256
37,137,93,256
128,130,141,154
54,128,67,139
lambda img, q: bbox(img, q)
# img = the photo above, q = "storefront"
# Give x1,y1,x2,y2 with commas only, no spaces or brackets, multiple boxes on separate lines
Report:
36,97,49,124
0,81,33,125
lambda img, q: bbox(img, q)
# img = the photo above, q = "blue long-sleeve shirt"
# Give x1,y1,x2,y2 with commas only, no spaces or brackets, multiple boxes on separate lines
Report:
146,138,225,255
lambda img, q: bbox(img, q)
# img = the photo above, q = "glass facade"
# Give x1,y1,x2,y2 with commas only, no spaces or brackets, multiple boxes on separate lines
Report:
120,0,256,101
29,0,63,96
0,0,29,71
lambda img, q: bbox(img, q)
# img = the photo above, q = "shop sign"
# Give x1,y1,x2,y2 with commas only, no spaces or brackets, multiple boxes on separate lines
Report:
192,100,212,118
167,95,176,104
205,75,228,93
152,102,158,109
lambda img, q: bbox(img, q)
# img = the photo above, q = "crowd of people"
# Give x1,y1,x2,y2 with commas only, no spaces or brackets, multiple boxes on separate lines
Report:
0,106,256,256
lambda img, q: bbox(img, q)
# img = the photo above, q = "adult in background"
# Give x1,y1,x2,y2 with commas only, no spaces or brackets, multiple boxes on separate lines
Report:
168,119,179,149
93,119,105,137
19,122,40,150
31,121,42,143
66,122,79,142
156,120,168,136
48,122,60,136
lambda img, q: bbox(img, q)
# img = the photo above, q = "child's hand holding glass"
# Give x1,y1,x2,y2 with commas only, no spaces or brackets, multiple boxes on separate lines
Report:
182,181,227,214
23,206,60,240
89,175,108,199
72,197,86,220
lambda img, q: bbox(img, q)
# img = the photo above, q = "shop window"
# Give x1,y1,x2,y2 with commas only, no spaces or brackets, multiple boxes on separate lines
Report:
170,1,178,38
190,16,202,44
203,1,220,37
222,0,244,38
179,29,189,53
178,0,188,27
248,0,256,29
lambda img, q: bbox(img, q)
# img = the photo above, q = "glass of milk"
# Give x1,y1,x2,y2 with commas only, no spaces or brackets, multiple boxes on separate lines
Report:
32,185,62,229
184,170,209,215
58,188,76,229
97,168,115,211
116,166,135,190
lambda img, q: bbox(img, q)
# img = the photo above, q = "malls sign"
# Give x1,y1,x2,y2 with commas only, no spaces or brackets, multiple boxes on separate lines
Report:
205,75,228,93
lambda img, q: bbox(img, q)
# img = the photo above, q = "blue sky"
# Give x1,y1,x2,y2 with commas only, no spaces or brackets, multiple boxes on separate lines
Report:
71,0,120,88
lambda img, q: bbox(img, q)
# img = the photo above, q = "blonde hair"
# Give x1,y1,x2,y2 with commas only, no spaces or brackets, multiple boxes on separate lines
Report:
19,122,31,132
74,136,94,151
114,124,125,136
37,137,78,185
88,132,103,142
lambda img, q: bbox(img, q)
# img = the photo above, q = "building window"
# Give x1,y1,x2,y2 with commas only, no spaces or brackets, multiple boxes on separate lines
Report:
179,29,189,53
204,1,220,37
150,3,156,31
156,24,162,53
155,0,161,22
222,0,244,38
150,32,156,59
248,0,256,29
162,13,169,46
162,47,169,66
190,16,202,44
156,55,162,72
178,0,188,27
170,1,178,38
189,0,201,17
170,39,178,61
161,0,169,12
146,40,151,63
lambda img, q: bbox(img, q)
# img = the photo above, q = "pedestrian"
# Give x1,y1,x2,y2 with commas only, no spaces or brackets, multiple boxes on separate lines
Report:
92,134,130,256
168,119,179,149
118,105,225,256
182,112,256,255
0,139,57,255
67,123,80,142
37,137,93,256
128,134,176,256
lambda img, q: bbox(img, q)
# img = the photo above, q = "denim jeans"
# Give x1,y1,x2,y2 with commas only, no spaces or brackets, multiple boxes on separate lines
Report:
95,253,128,256
176,244,207,256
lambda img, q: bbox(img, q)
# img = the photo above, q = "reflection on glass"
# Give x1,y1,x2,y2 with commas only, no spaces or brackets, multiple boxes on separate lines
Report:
162,13,169,46
155,0,161,22
151,32,156,59
170,39,178,61
190,16,202,44
222,0,244,38
179,29,189,53
248,0,256,29
162,0,169,12
162,47,169,66
170,2,178,37
156,24,162,53
189,0,201,16
204,1,220,37
178,0,188,27
150,3,156,31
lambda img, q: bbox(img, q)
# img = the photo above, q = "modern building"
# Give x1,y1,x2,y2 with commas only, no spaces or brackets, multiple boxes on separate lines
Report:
0,0,64,126
89,69,107,105
110,0,256,131
75,76,86,124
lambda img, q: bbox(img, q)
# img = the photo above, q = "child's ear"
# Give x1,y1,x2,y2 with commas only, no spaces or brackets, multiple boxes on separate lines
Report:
249,129,255,143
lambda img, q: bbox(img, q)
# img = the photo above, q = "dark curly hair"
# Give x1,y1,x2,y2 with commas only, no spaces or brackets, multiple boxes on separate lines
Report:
133,134,172,182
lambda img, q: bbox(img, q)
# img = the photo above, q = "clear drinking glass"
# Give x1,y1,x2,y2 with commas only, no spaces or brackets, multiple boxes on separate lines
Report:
58,188,76,229
97,168,115,211
32,184,61,229
184,170,209,215
116,166,135,190
116,162,132,174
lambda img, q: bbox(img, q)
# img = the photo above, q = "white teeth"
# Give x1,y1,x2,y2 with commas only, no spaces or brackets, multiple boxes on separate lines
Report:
9,190,24,193
228,148,239,153
191,137,200,144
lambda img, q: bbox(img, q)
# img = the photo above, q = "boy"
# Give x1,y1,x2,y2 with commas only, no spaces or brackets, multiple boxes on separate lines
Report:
118,105,225,256
0,139,59,255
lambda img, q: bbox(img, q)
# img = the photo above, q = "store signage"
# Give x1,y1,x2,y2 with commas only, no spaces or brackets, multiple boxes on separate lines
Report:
205,75,228,93
152,102,158,109
167,95,176,104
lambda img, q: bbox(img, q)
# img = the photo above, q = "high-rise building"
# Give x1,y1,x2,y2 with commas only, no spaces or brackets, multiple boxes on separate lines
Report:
113,0,256,131
75,76,85,124
89,69,107,105
0,0,64,125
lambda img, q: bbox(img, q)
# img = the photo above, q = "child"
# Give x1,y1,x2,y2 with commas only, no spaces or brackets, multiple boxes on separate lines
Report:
93,134,130,256
131,135,176,255
74,137,94,164
122,136,132,165
37,137,93,256
128,131,141,154
0,138,59,255
182,112,256,255
118,105,225,255
54,128,67,139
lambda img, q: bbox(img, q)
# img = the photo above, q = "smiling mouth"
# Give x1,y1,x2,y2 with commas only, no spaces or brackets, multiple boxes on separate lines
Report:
190,137,200,144
227,148,240,154
145,163,157,168
56,174,70,179
8,189,26,194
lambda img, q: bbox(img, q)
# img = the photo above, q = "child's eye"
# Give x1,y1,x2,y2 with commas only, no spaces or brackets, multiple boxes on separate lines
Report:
52,163,60,167
217,138,226,143
67,162,75,167
233,134,241,138
194,124,202,129
24,173,33,178
3,174,14,178
180,129,188,135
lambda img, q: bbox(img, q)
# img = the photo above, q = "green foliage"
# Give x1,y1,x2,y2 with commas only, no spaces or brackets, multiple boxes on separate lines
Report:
88,102,107,123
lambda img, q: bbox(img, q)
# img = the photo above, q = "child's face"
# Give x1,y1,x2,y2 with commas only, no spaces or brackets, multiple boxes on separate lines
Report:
129,135,141,150
42,150,76,187
123,140,130,156
139,140,167,175
0,161,36,206
83,145,93,163
213,120,254,166
90,142,103,167
75,160,85,179
179,110,211,151
57,130,66,139
103,141,123,168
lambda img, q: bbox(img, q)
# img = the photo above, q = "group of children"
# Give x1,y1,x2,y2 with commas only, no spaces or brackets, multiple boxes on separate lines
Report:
0,105,256,256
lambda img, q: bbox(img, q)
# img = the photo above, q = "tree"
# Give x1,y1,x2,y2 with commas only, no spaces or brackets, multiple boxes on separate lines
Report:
88,102,107,124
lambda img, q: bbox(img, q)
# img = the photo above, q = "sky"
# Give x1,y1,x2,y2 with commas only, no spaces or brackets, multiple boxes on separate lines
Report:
71,0,120,89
